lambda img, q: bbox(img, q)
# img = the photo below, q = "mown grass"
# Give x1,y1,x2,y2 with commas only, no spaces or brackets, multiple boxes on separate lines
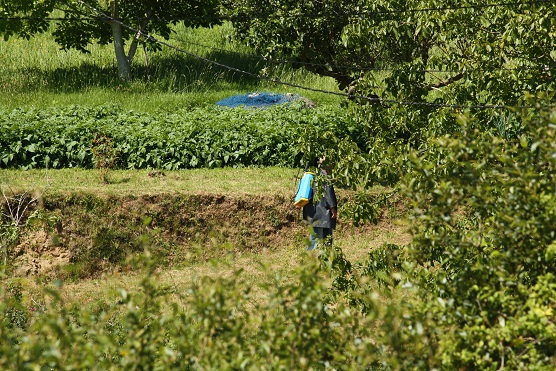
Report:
0,167,298,197
1,22,343,111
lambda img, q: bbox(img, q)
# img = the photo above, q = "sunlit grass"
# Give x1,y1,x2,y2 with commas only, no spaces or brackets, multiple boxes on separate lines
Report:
0,22,343,111
0,167,299,197
21,219,410,310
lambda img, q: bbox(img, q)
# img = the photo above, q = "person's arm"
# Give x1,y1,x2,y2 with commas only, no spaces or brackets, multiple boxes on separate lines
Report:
324,184,338,218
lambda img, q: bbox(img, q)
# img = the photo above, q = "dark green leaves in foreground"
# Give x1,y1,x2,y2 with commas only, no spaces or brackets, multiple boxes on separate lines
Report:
0,104,361,170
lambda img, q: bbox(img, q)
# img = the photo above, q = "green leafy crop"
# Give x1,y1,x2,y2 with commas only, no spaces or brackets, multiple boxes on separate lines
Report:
0,105,362,170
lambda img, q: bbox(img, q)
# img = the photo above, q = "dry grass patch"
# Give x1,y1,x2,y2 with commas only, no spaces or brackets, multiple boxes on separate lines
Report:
21,218,411,310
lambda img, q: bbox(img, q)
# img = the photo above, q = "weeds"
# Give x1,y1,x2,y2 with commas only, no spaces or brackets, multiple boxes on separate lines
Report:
1,188,39,228
91,133,120,184
0,171,51,274
0,188,39,272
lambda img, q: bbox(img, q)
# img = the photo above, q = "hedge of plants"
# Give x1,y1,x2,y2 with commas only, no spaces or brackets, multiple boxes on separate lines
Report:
0,104,364,170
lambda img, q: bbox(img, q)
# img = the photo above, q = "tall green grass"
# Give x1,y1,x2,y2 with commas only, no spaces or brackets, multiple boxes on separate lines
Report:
0,22,342,111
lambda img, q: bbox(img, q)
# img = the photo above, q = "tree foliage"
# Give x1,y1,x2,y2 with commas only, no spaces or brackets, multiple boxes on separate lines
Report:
227,1,554,102
0,0,54,39
225,1,556,368
225,0,369,91
226,0,555,144
305,102,556,369
402,103,556,368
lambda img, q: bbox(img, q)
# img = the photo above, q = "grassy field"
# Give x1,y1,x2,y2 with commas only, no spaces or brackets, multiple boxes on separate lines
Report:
1,22,342,111
1,167,299,197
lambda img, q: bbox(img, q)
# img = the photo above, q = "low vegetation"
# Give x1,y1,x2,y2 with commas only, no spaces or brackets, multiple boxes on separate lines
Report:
0,105,363,170
1,1,556,368
1,167,409,369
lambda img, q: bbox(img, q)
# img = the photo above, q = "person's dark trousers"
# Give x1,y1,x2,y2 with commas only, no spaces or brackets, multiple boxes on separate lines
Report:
307,227,333,250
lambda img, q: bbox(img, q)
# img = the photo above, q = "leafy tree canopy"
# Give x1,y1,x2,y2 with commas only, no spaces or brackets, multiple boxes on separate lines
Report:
226,1,555,190
226,0,555,106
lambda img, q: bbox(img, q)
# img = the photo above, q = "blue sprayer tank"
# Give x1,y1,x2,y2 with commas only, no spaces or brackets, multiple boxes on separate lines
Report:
294,172,315,208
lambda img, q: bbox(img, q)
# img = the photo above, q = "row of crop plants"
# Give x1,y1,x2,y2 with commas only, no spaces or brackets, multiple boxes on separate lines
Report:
0,104,364,170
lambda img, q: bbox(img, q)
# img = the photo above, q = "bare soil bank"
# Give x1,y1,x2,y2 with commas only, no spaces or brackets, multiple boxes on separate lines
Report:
12,192,395,279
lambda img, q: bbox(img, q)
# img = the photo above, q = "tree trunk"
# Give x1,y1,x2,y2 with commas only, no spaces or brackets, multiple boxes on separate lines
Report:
128,11,151,66
110,1,130,81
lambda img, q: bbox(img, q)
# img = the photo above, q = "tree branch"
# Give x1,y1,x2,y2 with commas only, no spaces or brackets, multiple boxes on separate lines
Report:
427,73,464,91
128,10,152,65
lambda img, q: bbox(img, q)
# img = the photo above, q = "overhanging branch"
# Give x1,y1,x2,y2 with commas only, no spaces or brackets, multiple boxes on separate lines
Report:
428,72,464,90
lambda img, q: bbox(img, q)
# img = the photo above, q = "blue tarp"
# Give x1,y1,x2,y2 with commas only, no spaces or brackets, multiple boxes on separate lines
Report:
216,91,314,108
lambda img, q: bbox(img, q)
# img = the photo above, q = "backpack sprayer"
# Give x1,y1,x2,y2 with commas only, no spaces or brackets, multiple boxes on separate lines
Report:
294,161,314,208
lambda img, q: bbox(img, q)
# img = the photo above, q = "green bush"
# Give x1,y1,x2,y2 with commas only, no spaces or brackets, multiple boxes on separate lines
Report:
400,105,556,369
301,102,556,369
0,256,383,369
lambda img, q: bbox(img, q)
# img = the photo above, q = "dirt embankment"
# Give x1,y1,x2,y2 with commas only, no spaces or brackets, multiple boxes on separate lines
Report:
12,192,387,279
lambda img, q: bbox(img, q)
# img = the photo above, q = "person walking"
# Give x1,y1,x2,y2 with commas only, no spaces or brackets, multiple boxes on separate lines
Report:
302,157,337,250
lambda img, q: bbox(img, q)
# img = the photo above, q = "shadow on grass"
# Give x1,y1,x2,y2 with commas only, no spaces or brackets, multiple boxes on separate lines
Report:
96,174,132,185
107,175,132,185
5,48,282,94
